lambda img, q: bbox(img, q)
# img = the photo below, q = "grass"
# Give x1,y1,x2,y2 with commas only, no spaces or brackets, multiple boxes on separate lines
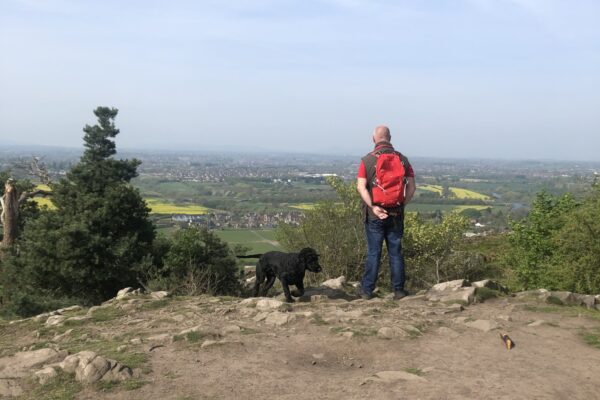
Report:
89,307,125,323
311,314,330,326
522,304,600,322
289,203,315,210
215,229,281,254
404,367,424,376
140,299,171,310
96,378,149,392
21,370,82,400
581,328,600,350
475,287,501,303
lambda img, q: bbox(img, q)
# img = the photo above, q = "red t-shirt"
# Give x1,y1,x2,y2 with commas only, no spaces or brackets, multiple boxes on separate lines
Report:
357,146,414,179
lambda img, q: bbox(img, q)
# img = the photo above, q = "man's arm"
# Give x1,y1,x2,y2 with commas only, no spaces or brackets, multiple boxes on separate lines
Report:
404,177,416,204
357,177,388,219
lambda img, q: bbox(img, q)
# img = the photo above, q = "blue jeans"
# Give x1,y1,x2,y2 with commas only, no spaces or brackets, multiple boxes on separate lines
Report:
362,215,406,295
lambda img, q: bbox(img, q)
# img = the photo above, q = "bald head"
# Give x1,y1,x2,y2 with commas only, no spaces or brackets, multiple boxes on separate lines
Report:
373,125,391,143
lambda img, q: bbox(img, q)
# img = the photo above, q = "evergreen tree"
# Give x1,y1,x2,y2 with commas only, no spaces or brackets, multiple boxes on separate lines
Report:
3,107,155,311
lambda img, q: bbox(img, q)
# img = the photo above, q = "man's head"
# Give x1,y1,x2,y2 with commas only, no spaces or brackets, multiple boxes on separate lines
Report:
372,125,391,144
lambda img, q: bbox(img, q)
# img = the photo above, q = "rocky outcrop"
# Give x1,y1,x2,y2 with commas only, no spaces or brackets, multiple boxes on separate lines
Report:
425,279,476,304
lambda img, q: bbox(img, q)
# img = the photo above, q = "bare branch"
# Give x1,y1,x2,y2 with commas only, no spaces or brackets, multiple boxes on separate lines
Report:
18,189,52,205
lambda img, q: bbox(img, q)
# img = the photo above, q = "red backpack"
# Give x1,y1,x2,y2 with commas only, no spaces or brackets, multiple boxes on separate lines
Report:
365,150,407,207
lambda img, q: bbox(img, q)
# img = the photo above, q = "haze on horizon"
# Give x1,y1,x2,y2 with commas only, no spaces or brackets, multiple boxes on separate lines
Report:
1,0,599,161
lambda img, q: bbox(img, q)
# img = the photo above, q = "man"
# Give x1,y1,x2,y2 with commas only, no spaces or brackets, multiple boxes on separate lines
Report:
356,125,416,300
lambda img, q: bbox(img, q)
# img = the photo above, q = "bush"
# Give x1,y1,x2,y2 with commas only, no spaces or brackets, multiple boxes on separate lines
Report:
149,227,240,296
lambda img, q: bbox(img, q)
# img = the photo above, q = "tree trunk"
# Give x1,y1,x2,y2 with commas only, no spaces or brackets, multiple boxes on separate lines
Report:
1,180,20,249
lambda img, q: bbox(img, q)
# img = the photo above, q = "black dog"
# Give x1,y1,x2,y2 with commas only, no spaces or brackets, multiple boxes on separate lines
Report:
239,248,322,302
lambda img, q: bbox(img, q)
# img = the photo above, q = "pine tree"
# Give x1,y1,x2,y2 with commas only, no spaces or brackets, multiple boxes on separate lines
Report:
3,107,155,310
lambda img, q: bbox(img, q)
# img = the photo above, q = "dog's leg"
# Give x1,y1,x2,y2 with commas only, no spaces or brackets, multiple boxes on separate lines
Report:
253,270,264,297
291,281,305,298
281,280,295,303
262,275,276,296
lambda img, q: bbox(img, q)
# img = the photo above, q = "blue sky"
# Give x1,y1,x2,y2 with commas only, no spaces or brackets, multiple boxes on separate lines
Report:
1,0,599,160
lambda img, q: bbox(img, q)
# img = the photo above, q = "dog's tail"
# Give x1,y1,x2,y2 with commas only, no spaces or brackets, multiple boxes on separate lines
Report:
236,254,264,259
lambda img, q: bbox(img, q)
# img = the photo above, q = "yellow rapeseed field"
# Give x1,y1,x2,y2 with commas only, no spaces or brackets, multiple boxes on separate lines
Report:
418,184,490,200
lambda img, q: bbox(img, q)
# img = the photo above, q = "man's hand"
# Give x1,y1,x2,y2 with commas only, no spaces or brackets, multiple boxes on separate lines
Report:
371,205,388,219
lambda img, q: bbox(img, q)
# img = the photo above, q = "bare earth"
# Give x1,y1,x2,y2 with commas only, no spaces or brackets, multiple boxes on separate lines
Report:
3,287,600,400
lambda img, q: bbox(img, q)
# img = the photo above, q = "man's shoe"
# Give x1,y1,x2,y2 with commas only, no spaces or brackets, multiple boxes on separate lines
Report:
360,292,374,300
393,289,409,300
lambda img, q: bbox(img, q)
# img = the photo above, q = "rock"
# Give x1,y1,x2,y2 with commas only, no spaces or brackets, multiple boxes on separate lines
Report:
245,276,256,287
45,315,67,326
76,355,112,384
244,265,256,275
150,291,169,300
117,345,127,353
426,287,476,305
201,340,219,349
221,325,241,335
528,320,546,327
466,319,498,332
312,353,325,360
256,299,292,312
265,311,295,326
57,305,82,313
52,329,74,342
341,331,354,338
253,312,269,322
0,348,67,380
34,366,58,384
377,327,396,339
240,298,258,306
363,370,427,385
321,276,346,290
581,295,596,309
116,287,134,300
431,279,470,292
0,379,23,397
129,338,143,345
102,362,133,382
115,287,141,300
472,280,508,293
547,291,582,306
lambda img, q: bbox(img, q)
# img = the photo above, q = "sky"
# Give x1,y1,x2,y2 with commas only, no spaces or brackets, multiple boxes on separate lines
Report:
1,0,599,160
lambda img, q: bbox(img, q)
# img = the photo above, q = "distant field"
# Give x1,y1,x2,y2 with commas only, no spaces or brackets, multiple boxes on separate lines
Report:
214,229,281,254
418,184,490,200
406,203,494,213
145,198,210,215
289,203,315,210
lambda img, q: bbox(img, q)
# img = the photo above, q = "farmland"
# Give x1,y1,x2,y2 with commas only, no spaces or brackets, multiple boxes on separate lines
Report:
417,184,491,200
214,229,281,254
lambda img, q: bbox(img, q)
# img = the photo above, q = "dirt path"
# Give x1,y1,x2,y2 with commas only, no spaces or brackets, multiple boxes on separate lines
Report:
64,293,600,400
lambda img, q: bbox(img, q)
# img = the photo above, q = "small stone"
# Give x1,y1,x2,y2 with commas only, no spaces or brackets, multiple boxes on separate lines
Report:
129,338,143,345
116,287,135,300
256,299,292,312
150,291,169,300
498,315,513,322
312,353,325,359
117,345,127,353
341,331,354,338
147,333,172,344
34,366,58,385
57,305,82,313
321,276,346,290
